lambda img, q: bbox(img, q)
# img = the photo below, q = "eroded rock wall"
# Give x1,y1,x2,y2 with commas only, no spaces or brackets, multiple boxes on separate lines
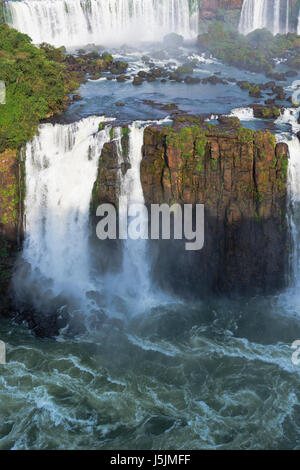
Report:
92,117,288,296
200,0,244,20
0,149,23,312
140,119,288,296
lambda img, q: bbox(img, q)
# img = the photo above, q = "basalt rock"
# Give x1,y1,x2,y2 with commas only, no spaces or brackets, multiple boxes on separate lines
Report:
139,118,288,296
92,116,288,297
251,104,281,119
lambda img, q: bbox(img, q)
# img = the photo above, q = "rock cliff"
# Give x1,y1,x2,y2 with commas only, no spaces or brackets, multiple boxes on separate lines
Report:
200,0,244,20
0,148,23,313
92,116,289,296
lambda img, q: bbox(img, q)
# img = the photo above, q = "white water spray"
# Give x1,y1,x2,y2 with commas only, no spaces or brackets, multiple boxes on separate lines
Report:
5,0,199,47
22,116,111,305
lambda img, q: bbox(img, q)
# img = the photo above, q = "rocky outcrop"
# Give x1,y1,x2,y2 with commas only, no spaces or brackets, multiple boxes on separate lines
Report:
200,0,244,20
0,149,23,313
92,116,289,297
140,117,288,296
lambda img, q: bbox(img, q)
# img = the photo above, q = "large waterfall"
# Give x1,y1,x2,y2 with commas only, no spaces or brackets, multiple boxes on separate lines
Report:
18,116,111,310
15,115,164,318
4,0,199,47
239,0,291,35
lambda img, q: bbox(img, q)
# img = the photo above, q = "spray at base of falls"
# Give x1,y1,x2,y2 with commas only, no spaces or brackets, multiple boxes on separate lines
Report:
5,0,199,48
239,0,292,35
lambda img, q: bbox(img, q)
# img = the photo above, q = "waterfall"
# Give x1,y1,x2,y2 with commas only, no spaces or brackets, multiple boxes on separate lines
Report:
298,8,300,34
116,123,152,305
273,0,281,35
19,116,111,308
239,0,291,35
15,115,172,319
107,119,171,310
5,0,199,48
276,109,300,289
239,0,268,34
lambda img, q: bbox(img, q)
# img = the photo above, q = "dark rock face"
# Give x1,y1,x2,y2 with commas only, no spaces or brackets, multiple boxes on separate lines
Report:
92,117,289,297
200,0,244,20
0,149,23,313
140,120,288,296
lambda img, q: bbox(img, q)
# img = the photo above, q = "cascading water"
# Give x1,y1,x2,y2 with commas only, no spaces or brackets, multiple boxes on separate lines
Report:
16,116,111,311
239,0,291,35
113,122,152,307
4,0,199,47
276,109,300,302
273,0,281,34
238,0,268,34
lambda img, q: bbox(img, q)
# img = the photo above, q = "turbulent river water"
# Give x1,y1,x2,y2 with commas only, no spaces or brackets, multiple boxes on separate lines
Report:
2,3,300,450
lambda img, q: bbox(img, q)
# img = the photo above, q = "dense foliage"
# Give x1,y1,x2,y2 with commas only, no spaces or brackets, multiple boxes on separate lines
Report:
0,24,79,151
198,22,300,74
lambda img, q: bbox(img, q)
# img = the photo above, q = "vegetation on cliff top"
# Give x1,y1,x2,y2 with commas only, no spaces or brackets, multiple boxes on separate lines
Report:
0,24,80,151
198,23,300,74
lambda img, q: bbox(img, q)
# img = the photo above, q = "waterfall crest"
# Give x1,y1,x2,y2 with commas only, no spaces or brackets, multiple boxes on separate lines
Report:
239,0,292,35
5,0,199,47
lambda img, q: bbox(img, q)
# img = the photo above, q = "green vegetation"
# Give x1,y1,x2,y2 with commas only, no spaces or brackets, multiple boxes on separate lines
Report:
0,24,80,151
198,22,300,74
261,106,281,119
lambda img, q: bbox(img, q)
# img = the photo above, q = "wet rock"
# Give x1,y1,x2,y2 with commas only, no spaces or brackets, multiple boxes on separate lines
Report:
249,85,262,98
184,76,201,85
202,75,227,85
251,104,281,119
72,94,82,102
163,32,184,48
286,70,298,78
138,70,148,78
132,76,143,86
266,71,287,82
